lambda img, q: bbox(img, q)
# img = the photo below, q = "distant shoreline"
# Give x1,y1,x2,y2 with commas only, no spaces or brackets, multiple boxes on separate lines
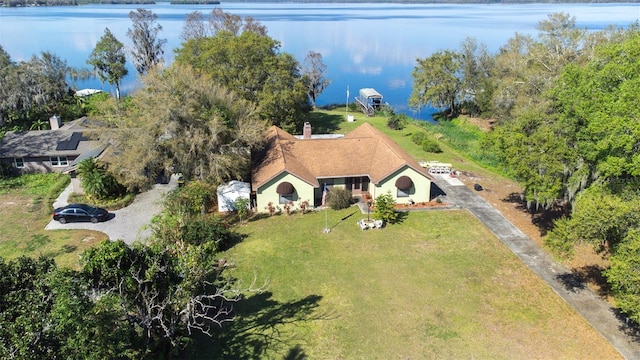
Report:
1,0,220,6
1,0,636,7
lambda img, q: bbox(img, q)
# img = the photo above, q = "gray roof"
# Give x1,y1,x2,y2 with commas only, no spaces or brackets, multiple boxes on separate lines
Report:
0,118,105,158
62,143,109,173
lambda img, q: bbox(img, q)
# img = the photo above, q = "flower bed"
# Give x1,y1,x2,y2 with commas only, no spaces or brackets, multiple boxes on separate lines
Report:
393,200,449,210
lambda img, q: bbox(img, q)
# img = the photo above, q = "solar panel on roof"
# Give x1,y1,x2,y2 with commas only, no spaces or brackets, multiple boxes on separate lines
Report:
55,132,89,151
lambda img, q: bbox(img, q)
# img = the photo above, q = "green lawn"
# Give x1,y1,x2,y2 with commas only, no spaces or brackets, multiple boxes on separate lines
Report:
0,173,107,269
211,208,619,359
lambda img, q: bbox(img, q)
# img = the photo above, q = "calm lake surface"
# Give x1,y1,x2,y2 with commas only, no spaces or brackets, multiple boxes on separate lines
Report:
1,3,639,119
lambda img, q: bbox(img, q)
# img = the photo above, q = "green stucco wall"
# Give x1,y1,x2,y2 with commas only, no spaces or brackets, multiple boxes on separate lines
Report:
256,172,316,213
370,166,431,204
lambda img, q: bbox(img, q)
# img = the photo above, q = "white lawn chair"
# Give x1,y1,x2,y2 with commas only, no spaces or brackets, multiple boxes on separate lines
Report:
374,219,384,229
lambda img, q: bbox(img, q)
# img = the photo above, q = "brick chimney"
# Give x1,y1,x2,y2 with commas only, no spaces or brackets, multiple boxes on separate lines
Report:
49,114,61,130
303,122,312,139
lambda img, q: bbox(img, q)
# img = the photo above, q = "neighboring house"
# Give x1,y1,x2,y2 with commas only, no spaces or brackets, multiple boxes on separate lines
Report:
0,115,109,193
252,122,434,212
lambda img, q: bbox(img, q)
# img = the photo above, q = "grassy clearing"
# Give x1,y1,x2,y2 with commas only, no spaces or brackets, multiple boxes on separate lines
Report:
0,174,107,269
213,209,619,358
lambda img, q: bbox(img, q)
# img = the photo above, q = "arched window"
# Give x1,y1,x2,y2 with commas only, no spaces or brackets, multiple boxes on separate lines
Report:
395,176,413,198
276,181,296,204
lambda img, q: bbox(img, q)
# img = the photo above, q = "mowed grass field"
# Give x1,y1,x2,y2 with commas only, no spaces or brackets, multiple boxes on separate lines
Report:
215,208,620,359
0,174,107,269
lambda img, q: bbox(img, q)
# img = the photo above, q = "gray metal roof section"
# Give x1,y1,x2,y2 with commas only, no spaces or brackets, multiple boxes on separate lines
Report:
0,118,103,158
359,88,383,99
63,143,109,173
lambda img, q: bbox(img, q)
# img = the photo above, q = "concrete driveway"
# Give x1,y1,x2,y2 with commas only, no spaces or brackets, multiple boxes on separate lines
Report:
45,176,179,245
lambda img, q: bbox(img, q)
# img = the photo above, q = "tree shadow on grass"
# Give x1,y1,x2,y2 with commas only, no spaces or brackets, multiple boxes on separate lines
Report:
612,308,640,343
219,232,248,252
501,192,569,236
305,111,344,134
190,292,328,359
556,265,613,298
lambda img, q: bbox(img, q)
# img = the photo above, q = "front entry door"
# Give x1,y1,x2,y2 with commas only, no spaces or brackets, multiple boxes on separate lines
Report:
346,176,368,195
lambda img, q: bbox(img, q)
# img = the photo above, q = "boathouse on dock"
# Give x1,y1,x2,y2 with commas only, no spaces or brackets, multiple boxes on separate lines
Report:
355,88,383,116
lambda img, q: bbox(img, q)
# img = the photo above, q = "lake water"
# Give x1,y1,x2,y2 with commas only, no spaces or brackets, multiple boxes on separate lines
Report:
1,3,638,120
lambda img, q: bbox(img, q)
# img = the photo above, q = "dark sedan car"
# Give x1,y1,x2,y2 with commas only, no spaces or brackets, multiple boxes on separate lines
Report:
53,204,109,224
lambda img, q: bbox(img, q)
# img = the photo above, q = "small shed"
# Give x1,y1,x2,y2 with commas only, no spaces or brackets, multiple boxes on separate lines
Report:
217,180,251,212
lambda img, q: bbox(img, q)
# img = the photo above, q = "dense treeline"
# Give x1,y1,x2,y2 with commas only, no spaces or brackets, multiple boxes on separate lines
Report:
0,0,154,6
170,0,220,3
411,13,640,322
2,0,637,7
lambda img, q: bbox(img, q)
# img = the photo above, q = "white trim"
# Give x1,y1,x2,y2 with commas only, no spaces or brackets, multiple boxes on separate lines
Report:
50,156,69,167
13,157,24,168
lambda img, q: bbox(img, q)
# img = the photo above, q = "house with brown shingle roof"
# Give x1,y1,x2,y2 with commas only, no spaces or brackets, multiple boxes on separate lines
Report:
252,122,434,212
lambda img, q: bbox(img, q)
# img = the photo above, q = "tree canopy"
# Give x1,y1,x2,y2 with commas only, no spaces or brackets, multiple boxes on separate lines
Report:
410,49,463,116
103,64,266,191
175,23,310,132
127,8,167,75
0,182,247,358
0,49,80,130
88,27,128,100
409,14,640,322
301,51,331,109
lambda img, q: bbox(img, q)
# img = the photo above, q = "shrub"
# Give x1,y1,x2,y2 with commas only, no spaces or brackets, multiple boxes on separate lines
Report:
326,187,353,210
42,174,71,214
387,115,401,130
283,202,293,216
69,192,136,211
77,158,126,200
265,202,276,216
387,113,408,131
374,192,399,224
411,131,427,145
422,138,442,153
182,217,232,251
164,181,215,218
298,200,310,214
233,197,251,224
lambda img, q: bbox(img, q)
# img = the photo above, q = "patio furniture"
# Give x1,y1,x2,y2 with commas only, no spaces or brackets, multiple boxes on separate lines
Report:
374,219,384,229
358,220,369,230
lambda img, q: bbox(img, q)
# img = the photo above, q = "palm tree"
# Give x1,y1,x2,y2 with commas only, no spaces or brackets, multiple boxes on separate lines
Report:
77,158,123,199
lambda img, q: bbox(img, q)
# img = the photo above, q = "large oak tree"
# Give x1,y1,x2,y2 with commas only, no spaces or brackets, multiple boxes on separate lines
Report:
175,27,310,132
104,64,266,191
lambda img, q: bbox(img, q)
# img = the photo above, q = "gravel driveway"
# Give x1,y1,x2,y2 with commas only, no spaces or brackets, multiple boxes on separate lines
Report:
45,175,179,245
